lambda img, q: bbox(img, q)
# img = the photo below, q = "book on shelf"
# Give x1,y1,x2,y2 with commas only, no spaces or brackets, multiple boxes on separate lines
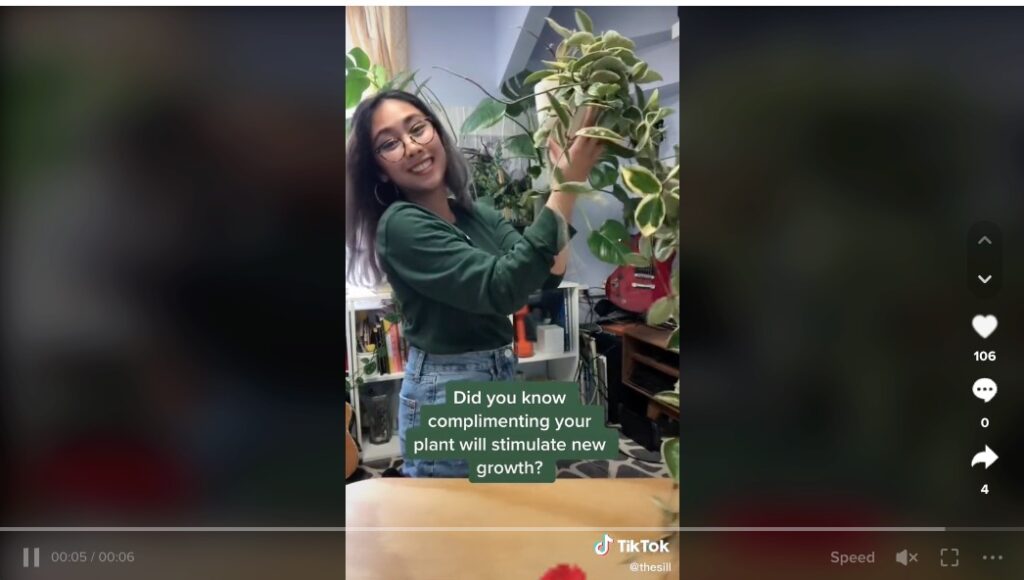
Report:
355,308,407,377
562,288,571,352
384,319,405,374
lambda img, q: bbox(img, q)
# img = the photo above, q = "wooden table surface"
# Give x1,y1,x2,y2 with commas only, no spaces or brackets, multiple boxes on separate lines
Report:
346,478,678,580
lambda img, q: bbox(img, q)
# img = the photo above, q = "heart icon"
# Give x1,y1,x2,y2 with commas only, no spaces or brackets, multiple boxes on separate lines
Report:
972,315,998,339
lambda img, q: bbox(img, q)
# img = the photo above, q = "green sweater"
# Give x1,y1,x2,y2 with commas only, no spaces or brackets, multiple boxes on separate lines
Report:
377,198,574,354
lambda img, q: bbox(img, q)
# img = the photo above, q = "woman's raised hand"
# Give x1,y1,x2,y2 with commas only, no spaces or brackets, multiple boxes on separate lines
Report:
548,107,605,186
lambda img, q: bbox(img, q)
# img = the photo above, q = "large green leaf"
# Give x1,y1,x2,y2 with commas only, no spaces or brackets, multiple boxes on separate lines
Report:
346,75,370,110
588,157,619,190
639,234,653,259
646,88,661,112
572,50,613,72
647,296,674,326
637,69,664,84
587,82,620,98
589,70,621,84
501,70,535,117
646,108,671,126
348,47,371,71
609,48,640,68
587,219,631,266
503,134,535,159
546,91,571,129
654,234,676,262
661,437,679,482
575,9,593,33
653,391,679,410
607,141,637,159
635,122,652,151
592,55,627,74
667,327,679,352
461,98,506,135
370,64,389,89
575,126,629,148
630,62,649,80
625,253,649,267
622,106,643,123
545,17,573,39
622,165,662,195
635,194,666,237
524,69,555,85
602,30,636,51
665,163,680,182
567,31,595,47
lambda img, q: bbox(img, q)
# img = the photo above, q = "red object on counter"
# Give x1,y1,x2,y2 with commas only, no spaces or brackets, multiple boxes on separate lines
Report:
514,305,533,358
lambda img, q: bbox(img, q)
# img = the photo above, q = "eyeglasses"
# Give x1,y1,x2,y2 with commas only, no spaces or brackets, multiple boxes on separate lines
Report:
374,119,437,163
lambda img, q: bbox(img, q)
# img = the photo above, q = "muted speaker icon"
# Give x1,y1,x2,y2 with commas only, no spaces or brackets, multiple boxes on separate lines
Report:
896,549,918,566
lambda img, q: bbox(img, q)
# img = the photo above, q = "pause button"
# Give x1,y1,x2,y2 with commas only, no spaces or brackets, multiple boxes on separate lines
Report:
22,547,40,568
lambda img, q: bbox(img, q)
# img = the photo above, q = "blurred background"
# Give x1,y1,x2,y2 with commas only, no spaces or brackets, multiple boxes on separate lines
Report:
2,7,347,527
679,6,1024,528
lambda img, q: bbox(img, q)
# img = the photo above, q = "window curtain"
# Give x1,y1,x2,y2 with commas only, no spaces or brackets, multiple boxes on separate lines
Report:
346,6,408,77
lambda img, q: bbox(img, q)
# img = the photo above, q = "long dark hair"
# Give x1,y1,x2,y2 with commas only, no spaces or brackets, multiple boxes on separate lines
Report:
346,90,473,287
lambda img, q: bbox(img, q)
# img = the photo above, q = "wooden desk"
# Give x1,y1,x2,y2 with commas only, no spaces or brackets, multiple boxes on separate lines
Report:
598,320,643,337
622,326,679,421
346,478,678,580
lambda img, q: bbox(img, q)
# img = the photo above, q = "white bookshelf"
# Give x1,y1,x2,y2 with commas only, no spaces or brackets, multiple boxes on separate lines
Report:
345,281,581,463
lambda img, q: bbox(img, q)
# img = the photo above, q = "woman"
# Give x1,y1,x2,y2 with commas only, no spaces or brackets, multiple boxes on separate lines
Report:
346,90,603,477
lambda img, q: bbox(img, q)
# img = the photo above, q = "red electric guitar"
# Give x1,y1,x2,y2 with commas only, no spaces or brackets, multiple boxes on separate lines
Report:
604,234,675,314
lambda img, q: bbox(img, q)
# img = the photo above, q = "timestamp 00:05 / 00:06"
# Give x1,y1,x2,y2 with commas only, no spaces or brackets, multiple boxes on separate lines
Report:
51,551,136,564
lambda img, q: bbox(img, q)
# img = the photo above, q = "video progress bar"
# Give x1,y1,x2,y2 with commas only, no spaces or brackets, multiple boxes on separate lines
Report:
2,527,1023,532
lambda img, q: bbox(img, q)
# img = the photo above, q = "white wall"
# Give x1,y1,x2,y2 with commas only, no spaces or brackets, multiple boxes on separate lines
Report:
407,7,499,107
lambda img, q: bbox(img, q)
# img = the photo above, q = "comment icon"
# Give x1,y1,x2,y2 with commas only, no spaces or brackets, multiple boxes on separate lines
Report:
972,378,998,403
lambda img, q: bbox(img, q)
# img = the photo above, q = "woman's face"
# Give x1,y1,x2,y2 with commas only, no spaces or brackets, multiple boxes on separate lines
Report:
370,99,447,196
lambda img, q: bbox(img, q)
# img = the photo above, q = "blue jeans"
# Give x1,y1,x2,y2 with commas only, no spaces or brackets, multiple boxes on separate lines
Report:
399,343,517,477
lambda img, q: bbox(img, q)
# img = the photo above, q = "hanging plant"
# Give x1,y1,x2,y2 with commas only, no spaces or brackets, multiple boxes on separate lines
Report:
529,9,680,349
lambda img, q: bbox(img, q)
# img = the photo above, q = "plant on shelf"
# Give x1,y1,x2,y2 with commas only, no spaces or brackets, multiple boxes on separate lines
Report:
345,355,378,396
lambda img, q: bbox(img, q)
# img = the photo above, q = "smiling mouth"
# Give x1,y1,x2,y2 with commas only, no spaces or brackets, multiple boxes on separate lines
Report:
409,157,434,175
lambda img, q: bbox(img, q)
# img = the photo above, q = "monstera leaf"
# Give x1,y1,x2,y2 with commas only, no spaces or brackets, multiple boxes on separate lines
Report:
587,219,631,266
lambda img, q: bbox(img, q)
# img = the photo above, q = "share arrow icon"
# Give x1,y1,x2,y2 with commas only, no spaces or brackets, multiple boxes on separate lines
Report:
971,445,998,469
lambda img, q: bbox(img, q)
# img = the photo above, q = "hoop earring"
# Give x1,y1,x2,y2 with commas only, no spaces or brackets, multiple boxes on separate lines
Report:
374,182,398,206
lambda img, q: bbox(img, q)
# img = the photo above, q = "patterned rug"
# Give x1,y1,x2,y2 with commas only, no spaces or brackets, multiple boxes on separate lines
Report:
347,430,669,482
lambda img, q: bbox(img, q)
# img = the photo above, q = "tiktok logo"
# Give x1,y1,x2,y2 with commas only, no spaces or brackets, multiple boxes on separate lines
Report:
594,533,613,556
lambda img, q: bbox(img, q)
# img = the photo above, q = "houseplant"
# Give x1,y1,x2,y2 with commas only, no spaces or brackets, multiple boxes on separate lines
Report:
449,9,680,348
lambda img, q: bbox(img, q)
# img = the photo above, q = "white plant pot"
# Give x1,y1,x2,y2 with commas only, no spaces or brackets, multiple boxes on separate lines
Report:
534,76,560,129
